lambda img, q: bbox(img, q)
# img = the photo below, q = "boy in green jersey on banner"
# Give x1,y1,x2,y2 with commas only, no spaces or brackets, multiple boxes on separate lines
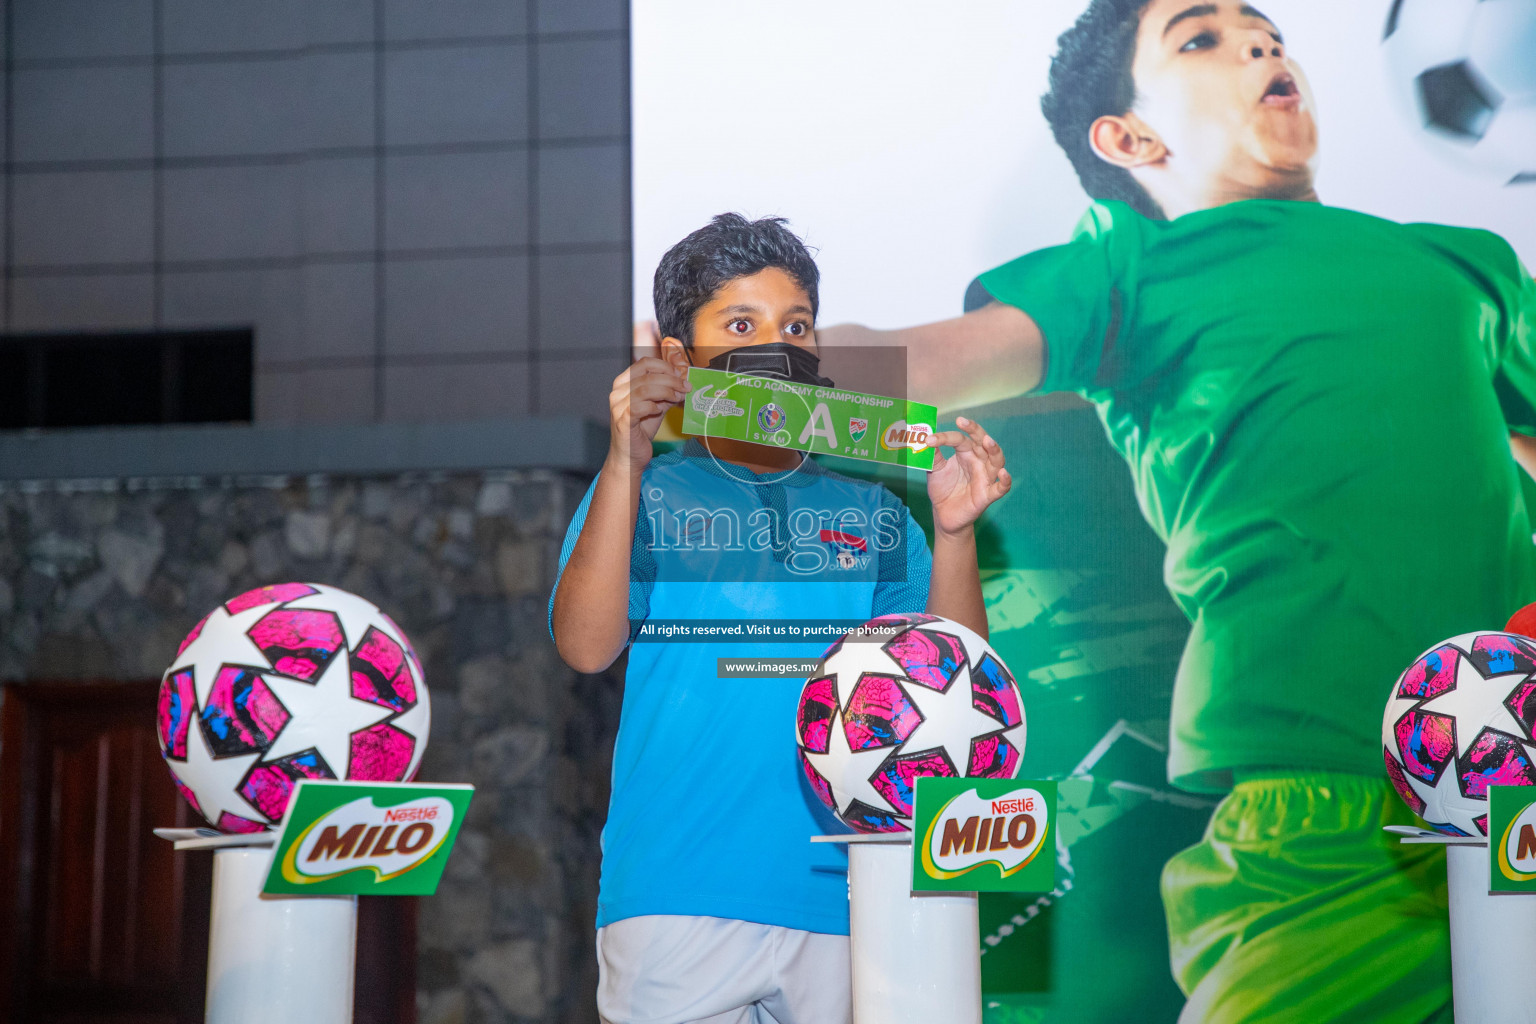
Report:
823,0,1536,1021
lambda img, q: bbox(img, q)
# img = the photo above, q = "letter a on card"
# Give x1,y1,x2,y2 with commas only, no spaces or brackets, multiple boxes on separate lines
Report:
798,402,837,448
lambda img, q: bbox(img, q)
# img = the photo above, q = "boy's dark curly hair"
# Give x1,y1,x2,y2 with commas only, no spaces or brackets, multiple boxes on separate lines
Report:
653,213,820,346
1041,0,1166,220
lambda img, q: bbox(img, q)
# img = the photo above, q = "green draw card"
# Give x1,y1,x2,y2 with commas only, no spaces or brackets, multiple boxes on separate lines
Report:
679,366,938,470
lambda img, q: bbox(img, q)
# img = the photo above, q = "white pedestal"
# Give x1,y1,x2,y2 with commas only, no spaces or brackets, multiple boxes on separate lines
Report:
817,835,981,1024
1392,826,1536,1023
205,845,358,1024
1444,842,1536,1023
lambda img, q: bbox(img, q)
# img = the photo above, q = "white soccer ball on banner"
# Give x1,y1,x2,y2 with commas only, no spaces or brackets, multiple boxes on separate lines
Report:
156,582,431,832
1382,0,1536,183
795,613,1027,833
1382,630,1536,836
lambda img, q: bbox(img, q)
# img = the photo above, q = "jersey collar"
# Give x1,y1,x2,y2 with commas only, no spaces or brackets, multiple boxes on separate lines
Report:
680,439,826,489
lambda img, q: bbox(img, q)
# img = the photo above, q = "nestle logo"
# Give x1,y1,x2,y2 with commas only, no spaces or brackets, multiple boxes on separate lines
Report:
989,797,1033,815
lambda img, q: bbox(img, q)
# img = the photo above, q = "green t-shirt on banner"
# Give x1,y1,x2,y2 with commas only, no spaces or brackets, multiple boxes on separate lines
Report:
979,199,1536,792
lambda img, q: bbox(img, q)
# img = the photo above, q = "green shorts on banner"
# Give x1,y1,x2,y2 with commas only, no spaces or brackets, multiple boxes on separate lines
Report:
1161,771,1452,1024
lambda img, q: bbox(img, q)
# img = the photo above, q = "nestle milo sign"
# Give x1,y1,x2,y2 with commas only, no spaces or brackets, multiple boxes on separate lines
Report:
912,778,1057,893
263,780,473,896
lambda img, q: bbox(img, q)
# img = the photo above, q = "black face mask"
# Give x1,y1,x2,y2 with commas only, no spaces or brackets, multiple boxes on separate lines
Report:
703,342,835,388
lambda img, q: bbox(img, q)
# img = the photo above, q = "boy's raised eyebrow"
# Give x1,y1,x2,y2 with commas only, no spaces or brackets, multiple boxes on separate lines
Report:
714,303,814,317
1162,4,1217,38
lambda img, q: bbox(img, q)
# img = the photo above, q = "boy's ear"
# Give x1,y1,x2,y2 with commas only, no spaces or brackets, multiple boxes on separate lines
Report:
659,336,692,370
1089,112,1167,170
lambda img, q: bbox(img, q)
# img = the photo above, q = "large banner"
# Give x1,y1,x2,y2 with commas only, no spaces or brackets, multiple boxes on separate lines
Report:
633,3,1536,1020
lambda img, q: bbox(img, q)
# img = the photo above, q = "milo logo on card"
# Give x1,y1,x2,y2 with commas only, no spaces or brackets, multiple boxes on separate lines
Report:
1493,785,1536,887
921,785,1048,880
911,778,1056,892
281,794,455,885
264,780,473,896
880,420,932,453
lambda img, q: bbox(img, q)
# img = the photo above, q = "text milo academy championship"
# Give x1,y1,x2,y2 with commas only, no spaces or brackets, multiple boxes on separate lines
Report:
681,367,938,470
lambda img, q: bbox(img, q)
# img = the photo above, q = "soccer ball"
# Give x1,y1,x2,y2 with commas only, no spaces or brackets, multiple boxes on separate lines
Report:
156,583,431,832
1381,0,1536,184
796,613,1027,834
1382,630,1536,836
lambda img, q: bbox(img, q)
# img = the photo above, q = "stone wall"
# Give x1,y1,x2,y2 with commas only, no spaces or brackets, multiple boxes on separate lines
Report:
0,468,620,1024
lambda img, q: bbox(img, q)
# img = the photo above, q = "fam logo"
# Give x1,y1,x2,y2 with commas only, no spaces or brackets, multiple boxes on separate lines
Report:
880,420,932,453
920,785,1049,880
819,527,868,570
848,418,868,443
1497,793,1536,883
281,795,455,885
758,403,786,433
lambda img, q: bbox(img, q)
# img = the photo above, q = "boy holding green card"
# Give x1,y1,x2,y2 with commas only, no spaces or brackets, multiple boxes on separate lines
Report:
549,213,1011,1024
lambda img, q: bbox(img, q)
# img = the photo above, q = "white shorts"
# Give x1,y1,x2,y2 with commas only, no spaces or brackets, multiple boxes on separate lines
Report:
596,914,852,1024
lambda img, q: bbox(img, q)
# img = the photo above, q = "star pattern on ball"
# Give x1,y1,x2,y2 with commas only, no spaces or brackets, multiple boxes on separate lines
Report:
179,705,266,826
283,584,403,650
390,698,431,779
999,719,1028,764
1419,656,1531,755
1405,758,1483,837
262,646,395,776
901,668,1010,773
804,707,902,820
1383,689,1423,741
166,602,274,707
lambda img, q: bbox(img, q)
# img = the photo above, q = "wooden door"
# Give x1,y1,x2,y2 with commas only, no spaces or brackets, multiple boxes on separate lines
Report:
0,683,416,1024
0,682,208,1024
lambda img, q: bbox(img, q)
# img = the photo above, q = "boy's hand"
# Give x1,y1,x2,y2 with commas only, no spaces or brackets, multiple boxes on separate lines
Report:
608,352,691,473
927,417,1011,537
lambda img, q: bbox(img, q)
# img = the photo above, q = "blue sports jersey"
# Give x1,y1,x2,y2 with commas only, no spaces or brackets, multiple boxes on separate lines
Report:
550,441,933,934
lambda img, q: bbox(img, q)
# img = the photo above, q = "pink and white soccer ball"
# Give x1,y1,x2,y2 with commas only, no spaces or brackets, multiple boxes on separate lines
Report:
157,582,431,833
795,613,1027,833
1382,630,1536,837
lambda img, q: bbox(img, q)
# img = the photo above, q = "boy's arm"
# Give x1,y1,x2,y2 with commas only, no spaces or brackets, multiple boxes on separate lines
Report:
817,302,1045,412
926,523,987,639
550,466,642,673
551,355,688,673
923,417,1011,639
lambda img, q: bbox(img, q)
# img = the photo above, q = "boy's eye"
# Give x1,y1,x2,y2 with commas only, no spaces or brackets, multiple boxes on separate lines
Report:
785,322,806,337
728,319,751,335
1179,30,1216,52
